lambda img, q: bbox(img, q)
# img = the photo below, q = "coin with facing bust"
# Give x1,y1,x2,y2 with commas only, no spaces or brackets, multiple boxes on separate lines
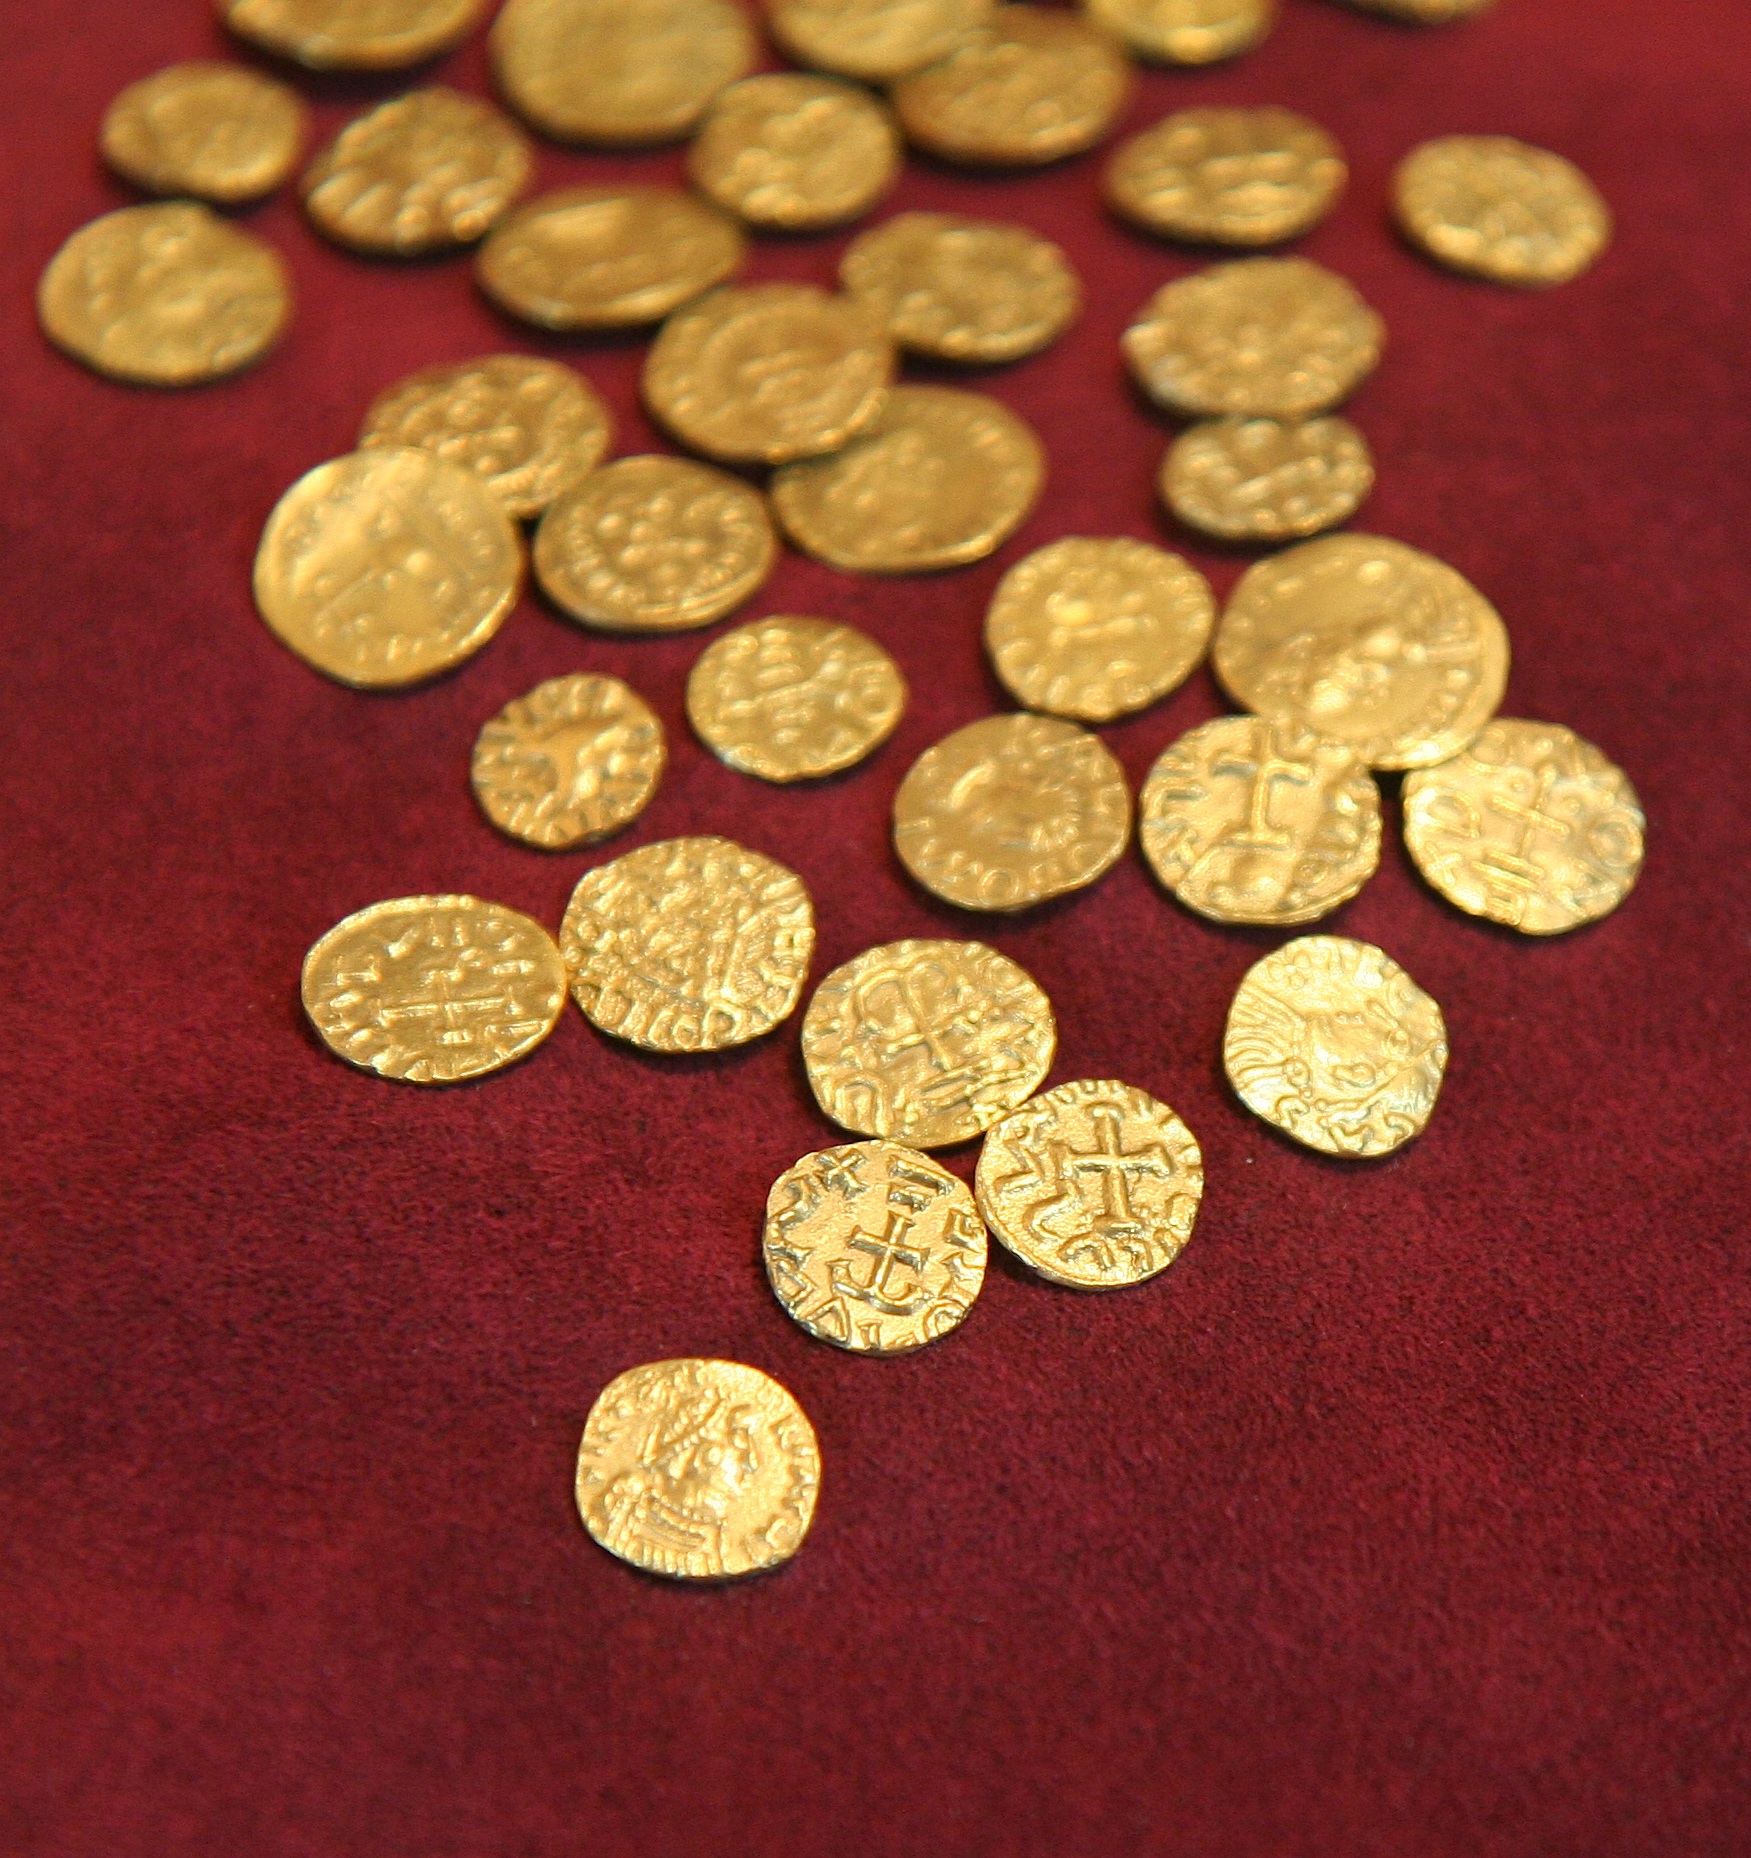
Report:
101,62,306,203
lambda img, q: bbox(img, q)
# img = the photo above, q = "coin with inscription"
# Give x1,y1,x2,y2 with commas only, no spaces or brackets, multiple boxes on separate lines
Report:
1402,718,1645,934
1164,416,1373,543
986,537,1214,723
302,895,567,1084
1338,0,1494,21
770,0,993,80
576,1359,820,1580
218,0,484,68
1085,0,1273,65
1224,936,1449,1158
1214,533,1509,770
801,938,1056,1148
101,62,306,204
976,1079,1203,1289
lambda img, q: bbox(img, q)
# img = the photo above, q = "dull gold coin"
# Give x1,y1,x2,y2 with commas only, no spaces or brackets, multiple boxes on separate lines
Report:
801,938,1056,1148
576,1359,819,1580
770,0,993,81
1164,416,1374,543
254,448,521,687
1214,533,1509,771
101,62,306,204
302,895,567,1084
986,537,1214,724
1338,0,1494,21
218,0,483,68
1084,0,1273,64
1402,718,1645,934
688,617,906,782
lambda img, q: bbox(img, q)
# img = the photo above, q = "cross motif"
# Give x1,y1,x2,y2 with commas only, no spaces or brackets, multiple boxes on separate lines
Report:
1059,1104,1177,1238
1211,736,1315,849
828,1209,934,1317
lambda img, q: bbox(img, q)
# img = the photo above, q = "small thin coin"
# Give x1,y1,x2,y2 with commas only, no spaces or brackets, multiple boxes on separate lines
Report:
1164,416,1373,543
976,1079,1203,1289
770,384,1043,573
576,1359,819,1580
687,617,906,782
302,895,567,1084
986,536,1214,724
770,0,993,81
101,62,307,203
1224,936,1449,1158
1338,0,1494,20
801,938,1056,1148
472,673,665,850
1402,718,1645,934
1084,0,1273,65
218,0,484,68
254,448,522,688
764,1142,986,1354
1139,715,1381,925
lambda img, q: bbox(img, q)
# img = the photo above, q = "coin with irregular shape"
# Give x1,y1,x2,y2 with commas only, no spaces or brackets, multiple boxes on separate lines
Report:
101,62,306,203
1164,416,1373,543
218,0,483,67
560,837,814,1052
688,617,906,782
254,448,521,687
1214,533,1509,771
1084,0,1272,64
802,938,1056,1147
986,537,1213,723
1394,135,1611,288
576,1359,819,1580
976,1079,1203,1289
1402,718,1644,934
1338,0,1494,20
1224,936,1448,1158
771,0,993,80
302,895,567,1084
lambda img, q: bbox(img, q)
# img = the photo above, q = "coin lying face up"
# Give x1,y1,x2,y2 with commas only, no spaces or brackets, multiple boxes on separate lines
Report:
768,0,994,81
101,61,307,203
219,0,486,69
1163,416,1374,544
1084,0,1275,67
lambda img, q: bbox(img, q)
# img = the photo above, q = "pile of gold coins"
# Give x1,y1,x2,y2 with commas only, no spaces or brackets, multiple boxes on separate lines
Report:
41,0,1645,1584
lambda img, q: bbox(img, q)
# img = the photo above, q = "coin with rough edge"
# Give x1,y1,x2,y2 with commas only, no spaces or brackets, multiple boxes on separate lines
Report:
986,537,1214,724
218,0,484,68
38,203,291,388
1402,718,1645,934
101,62,307,204
770,0,994,81
472,674,665,850
1394,135,1611,288
688,617,906,782
302,895,567,1084
576,1359,819,1580
801,938,1056,1148
254,448,522,688
560,837,814,1053
764,1142,986,1354
1224,935,1448,1158
1164,416,1374,543
1338,0,1494,21
976,1079,1203,1289
1214,533,1509,771
1084,0,1272,65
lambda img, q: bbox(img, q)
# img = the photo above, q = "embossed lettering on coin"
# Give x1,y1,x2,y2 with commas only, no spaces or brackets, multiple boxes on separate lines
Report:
770,0,994,81
1085,0,1273,65
219,0,484,69
1164,416,1373,543
101,62,306,203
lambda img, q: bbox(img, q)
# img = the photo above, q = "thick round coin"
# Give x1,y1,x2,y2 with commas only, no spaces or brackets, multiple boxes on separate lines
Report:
560,837,814,1052
975,1079,1203,1289
1214,533,1509,770
101,62,306,203
302,895,566,1084
218,0,483,68
1084,0,1273,64
894,713,1131,911
472,673,665,849
986,536,1214,723
1163,415,1374,543
770,0,993,81
1224,936,1448,1158
1139,715,1381,925
1339,0,1494,20
254,448,521,687
801,938,1056,1147
764,1142,986,1354
1394,135,1611,288
1402,718,1645,934
687,617,906,782
38,203,290,388
576,1359,819,1580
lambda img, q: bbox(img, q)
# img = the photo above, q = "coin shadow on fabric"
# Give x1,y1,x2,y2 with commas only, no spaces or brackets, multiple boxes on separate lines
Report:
215,36,461,110
893,867,1122,934
575,1012,776,1079
473,303,661,357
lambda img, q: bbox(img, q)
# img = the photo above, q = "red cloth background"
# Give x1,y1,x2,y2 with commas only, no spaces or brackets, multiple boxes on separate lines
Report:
4,2,1749,1852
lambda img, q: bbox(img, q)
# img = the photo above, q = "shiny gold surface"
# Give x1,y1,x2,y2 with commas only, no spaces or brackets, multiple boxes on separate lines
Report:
1163,415,1374,543
770,0,994,82
219,0,483,69
101,62,306,203
1084,0,1273,65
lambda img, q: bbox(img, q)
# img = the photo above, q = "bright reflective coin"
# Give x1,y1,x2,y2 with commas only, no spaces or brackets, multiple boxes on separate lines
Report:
218,0,484,69
770,0,994,81
101,62,306,203
1084,0,1273,65
1163,416,1374,543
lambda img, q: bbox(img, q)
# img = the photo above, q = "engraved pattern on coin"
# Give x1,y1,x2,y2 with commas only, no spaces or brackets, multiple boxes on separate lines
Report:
1164,416,1374,543
1084,0,1273,66
101,62,307,204
770,0,994,81
219,0,483,69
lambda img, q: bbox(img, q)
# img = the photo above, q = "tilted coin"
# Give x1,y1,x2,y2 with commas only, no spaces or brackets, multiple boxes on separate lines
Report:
302,895,567,1084
1223,935,1449,1158
1337,0,1494,20
101,62,306,204
218,0,483,68
1213,533,1509,770
1402,718,1645,934
770,0,994,81
1084,0,1274,65
1163,416,1374,543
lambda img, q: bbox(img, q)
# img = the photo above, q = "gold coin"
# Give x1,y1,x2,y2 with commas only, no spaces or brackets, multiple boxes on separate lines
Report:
801,938,1056,1148
1394,135,1611,288
839,212,1080,364
38,203,290,388
254,448,522,688
893,713,1131,911
986,536,1214,724
1402,718,1645,934
576,1359,819,1580
302,895,567,1084
769,0,994,82
764,1142,986,1354
1213,533,1509,771
1139,715,1381,925
101,62,306,204
1339,0,1494,20
1084,0,1273,64
1224,936,1448,1158
218,0,483,68
687,617,906,782
533,455,776,632
975,1079,1203,1289
472,673,665,850
770,384,1043,572
560,837,814,1052
1163,415,1374,543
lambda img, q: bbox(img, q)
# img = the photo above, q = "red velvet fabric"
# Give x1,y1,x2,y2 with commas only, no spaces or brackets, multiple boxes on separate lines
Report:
5,2,1750,1852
